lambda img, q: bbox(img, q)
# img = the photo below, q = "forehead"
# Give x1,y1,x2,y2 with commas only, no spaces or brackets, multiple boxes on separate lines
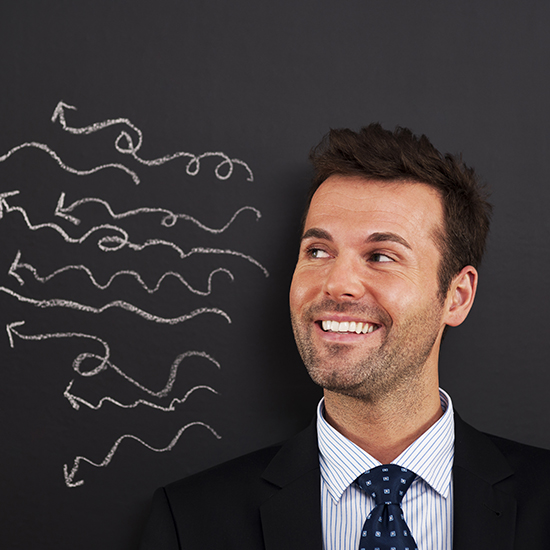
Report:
305,175,444,240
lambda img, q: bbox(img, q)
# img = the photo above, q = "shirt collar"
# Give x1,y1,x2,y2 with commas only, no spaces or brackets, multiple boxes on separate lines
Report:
317,389,455,503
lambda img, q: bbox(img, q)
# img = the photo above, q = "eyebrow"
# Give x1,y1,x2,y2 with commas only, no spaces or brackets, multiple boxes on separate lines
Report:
301,228,412,250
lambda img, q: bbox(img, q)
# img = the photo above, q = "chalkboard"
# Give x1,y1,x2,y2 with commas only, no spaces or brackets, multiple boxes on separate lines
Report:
1,1,549,549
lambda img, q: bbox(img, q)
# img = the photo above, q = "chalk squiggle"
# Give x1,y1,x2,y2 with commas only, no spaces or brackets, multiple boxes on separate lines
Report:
63,422,221,487
52,101,254,181
0,285,231,325
55,192,262,231
7,321,221,397
63,380,218,411
0,141,140,184
10,250,234,295
1,191,269,277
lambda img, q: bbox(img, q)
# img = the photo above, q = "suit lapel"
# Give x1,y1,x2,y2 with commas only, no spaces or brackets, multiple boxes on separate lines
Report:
453,414,517,550
259,421,323,550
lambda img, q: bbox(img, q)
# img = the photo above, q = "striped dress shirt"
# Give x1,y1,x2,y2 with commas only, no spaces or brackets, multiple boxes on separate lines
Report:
317,389,454,550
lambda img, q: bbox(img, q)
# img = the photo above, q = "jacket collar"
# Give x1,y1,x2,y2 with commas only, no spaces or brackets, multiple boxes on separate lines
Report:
259,421,323,550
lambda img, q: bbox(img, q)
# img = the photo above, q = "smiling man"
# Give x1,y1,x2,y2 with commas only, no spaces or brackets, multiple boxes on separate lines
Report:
140,125,550,550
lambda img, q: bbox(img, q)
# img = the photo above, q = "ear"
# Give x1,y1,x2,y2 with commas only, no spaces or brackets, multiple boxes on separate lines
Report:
443,265,478,327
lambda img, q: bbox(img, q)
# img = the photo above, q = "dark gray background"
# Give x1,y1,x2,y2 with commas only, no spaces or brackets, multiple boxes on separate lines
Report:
1,1,549,549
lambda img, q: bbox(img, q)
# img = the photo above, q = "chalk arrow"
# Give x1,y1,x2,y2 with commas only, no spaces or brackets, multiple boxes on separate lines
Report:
63,422,221,487
54,191,262,232
51,100,143,152
6,320,111,376
9,249,234,295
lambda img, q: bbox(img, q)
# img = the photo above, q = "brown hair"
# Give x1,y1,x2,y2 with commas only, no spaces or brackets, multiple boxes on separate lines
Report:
305,123,492,296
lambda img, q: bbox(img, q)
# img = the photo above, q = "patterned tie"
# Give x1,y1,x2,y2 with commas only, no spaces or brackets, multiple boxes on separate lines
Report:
356,464,418,550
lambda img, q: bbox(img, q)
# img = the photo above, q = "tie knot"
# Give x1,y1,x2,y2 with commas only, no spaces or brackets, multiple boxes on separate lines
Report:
356,464,416,506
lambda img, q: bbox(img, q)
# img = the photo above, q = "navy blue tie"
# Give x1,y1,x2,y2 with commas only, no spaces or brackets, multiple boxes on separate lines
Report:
356,464,418,550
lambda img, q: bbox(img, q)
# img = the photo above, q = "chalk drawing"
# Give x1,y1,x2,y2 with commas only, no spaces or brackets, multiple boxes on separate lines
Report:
63,380,218,412
1,285,231,325
55,191,262,232
0,141,140,185
8,321,221,397
52,101,254,181
10,250,234,295
1,191,269,276
1,190,132,247
2,101,264,488
63,422,221,487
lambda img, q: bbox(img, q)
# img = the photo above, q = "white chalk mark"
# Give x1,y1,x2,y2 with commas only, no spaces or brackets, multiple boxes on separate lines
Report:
0,141,140,185
52,101,254,181
52,101,144,151
1,189,131,249
0,285,231,325
2,192,268,276
55,191,262,232
102,236,270,278
10,250,234,295
7,320,111,374
63,422,221,487
8,321,220,396
63,379,218,411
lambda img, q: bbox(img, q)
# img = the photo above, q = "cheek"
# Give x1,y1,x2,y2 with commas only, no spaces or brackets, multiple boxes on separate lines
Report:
289,267,319,311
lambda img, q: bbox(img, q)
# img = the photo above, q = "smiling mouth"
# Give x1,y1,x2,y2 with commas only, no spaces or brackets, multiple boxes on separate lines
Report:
320,320,379,334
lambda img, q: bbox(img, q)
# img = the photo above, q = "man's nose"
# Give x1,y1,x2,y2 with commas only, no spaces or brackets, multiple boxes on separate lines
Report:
322,255,366,301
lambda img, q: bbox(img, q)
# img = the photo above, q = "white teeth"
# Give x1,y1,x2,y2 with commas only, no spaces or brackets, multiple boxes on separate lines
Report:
321,320,376,334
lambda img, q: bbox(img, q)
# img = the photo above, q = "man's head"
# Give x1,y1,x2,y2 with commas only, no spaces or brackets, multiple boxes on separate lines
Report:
290,124,490,403
304,123,492,297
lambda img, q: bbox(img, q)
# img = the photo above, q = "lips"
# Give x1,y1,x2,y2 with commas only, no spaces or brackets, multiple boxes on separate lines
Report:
320,320,378,334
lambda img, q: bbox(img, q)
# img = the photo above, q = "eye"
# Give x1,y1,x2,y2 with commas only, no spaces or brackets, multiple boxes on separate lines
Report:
370,252,393,263
306,247,330,259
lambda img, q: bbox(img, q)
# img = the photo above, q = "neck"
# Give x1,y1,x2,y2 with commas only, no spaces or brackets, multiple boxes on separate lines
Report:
323,379,443,464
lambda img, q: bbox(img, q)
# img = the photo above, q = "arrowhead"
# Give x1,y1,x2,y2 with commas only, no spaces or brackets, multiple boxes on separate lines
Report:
6,320,25,348
0,190,20,219
51,101,77,125
54,192,80,225
8,250,25,286
63,463,84,488
63,380,81,410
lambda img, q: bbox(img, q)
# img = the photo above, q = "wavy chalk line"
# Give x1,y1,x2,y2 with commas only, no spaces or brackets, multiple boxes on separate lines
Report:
53,101,254,182
63,380,218,412
63,421,221,487
56,191,261,232
7,321,221,397
0,141,140,184
0,285,231,325
1,191,269,277
10,250,234,295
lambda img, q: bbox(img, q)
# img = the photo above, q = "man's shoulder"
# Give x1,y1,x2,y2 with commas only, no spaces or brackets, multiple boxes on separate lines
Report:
165,442,283,499
163,419,319,506
485,431,550,469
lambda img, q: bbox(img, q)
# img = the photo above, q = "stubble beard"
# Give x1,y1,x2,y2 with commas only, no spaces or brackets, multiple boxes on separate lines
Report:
291,299,444,405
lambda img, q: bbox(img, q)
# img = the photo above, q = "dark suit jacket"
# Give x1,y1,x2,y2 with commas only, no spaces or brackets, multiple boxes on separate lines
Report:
139,414,550,549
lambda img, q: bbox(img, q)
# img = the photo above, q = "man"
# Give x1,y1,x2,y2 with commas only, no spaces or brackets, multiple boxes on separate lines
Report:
140,124,550,549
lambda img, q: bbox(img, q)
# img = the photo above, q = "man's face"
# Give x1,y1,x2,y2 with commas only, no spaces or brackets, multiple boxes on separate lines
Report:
289,175,450,403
